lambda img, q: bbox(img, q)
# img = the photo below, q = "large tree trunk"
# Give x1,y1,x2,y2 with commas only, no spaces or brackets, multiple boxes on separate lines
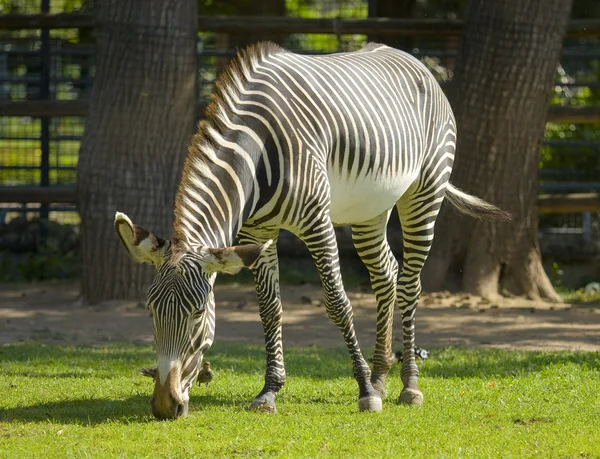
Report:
77,0,197,303
422,0,573,302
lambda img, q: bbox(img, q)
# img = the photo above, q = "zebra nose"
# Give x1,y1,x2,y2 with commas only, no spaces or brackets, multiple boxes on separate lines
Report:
151,396,188,419
151,365,188,419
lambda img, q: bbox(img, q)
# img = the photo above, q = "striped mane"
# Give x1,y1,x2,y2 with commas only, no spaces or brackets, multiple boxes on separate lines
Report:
206,41,286,137
172,42,286,255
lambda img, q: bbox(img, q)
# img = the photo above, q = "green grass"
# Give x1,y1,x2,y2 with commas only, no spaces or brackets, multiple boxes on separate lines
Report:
557,286,600,304
1,344,599,458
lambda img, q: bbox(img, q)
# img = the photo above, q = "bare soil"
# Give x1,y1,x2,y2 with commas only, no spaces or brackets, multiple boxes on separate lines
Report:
1,281,599,351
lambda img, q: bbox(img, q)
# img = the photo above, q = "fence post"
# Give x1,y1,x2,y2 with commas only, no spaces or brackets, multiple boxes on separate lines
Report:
40,0,51,224
582,212,592,244
367,0,377,43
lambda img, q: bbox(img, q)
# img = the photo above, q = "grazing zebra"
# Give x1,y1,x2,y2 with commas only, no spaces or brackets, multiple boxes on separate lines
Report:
115,42,509,419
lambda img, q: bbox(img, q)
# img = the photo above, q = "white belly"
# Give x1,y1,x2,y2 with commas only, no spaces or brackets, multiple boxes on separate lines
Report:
328,169,418,225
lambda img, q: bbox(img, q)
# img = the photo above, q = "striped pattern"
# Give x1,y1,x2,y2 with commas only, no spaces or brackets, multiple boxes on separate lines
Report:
148,251,216,393
142,42,507,415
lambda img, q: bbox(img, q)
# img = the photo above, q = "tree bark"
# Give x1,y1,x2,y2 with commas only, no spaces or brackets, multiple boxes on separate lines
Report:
77,0,197,303
422,0,573,301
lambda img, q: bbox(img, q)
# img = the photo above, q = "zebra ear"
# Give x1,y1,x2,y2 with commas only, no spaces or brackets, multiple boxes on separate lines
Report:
198,240,274,274
114,212,169,266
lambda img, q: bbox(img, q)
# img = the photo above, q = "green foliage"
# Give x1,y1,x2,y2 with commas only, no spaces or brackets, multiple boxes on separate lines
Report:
541,60,600,183
557,285,600,304
549,260,565,287
0,219,80,282
1,343,599,458
7,244,80,282
0,0,90,14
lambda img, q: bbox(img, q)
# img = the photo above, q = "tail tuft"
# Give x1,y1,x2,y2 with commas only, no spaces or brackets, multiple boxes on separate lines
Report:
445,183,512,221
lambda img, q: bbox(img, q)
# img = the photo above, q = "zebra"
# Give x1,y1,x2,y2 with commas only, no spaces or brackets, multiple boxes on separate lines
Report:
115,42,509,419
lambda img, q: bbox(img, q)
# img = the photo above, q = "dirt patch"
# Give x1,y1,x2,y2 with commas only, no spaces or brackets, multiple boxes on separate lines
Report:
1,282,599,351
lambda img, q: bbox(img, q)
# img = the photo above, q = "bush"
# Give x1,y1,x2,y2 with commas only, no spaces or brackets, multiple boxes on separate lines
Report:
0,217,80,282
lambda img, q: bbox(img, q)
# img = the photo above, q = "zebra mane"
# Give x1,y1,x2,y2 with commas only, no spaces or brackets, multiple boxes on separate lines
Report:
206,41,286,135
172,42,286,255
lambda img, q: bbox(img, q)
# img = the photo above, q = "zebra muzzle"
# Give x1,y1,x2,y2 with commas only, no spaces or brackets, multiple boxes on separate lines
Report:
151,367,188,420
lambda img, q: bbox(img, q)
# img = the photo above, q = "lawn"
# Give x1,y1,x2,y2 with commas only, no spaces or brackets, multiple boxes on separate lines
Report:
0,343,599,458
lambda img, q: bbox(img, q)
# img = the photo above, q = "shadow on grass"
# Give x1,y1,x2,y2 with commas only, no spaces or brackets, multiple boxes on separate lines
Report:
0,393,254,425
0,394,153,425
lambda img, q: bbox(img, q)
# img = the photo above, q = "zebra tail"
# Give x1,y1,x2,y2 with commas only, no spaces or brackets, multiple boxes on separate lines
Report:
445,183,512,221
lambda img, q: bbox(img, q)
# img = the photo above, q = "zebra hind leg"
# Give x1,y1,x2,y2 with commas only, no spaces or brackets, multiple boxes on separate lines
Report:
238,229,285,414
299,216,382,412
395,187,445,406
351,210,398,399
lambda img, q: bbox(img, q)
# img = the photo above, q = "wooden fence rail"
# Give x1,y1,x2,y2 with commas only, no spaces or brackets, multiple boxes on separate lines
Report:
0,187,76,204
0,13,94,30
0,100,88,118
1,14,600,38
538,193,600,214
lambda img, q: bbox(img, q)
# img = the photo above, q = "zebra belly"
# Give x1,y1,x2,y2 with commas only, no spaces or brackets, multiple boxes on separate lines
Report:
328,170,418,225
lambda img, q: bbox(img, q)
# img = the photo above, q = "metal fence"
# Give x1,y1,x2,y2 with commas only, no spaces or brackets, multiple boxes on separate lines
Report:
1,0,599,259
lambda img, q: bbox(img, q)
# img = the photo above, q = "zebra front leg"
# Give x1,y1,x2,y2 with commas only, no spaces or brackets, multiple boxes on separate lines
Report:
300,217,381,412
352,210,398,399
239,230,285,414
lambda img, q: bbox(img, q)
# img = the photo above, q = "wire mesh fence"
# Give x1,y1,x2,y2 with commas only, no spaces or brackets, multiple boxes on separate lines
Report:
0,0,599,275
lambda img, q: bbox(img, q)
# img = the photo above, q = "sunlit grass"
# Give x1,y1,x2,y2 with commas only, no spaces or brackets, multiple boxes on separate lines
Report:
1,343,599,458
557,286,600,304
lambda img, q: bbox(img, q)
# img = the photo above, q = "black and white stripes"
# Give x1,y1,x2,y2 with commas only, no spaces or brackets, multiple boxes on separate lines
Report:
115,42,509,419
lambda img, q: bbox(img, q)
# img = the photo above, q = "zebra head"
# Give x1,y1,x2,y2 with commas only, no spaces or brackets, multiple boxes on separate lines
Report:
114,212,269,419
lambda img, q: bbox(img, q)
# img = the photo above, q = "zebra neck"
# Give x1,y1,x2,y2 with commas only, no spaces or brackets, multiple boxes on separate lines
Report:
173,129,262,250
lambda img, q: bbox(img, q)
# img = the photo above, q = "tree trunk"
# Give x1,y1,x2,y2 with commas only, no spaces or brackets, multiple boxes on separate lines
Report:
422,0,573,302
77,0,197,303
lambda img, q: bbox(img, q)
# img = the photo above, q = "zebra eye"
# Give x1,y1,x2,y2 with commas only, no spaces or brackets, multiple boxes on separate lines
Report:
192,307,205,318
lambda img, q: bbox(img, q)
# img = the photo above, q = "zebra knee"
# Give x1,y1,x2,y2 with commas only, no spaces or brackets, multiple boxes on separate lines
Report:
372,352,394,374
258,296,283,321
323,295,352,324
398,275,422,309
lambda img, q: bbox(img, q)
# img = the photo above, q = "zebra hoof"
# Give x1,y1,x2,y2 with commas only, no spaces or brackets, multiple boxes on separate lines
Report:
398,388,423,406
358,396,383,413
249,397,277,414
